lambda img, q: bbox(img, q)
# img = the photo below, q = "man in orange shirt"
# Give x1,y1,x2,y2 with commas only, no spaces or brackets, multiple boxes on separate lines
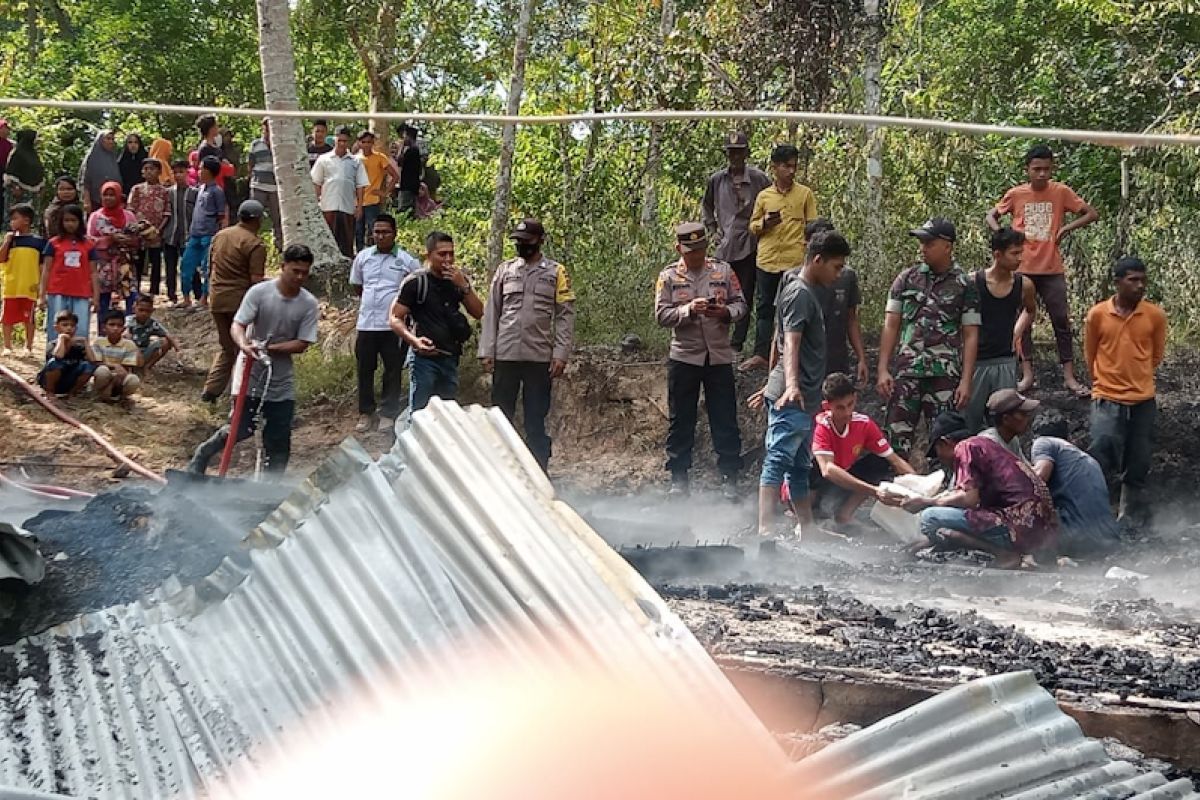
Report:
986,144,1098,397
1084,257,1166,526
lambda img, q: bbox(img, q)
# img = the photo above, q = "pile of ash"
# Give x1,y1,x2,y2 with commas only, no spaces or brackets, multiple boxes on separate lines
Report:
1,472,291,644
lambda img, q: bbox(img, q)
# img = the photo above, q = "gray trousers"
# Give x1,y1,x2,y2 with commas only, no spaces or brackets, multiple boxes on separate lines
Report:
1089,398,1156,520
966,356,1018,434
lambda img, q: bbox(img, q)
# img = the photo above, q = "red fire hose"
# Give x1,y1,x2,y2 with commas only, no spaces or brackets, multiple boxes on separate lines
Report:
217,354,256,477
0,363,166,485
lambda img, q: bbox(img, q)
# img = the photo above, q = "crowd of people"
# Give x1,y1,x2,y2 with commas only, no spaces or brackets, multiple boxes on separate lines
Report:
0,114,1169,567
683,135,1162,566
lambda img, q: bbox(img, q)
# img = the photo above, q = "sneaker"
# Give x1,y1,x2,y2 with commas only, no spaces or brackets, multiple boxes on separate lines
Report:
354,414,374,433
668,473,690,496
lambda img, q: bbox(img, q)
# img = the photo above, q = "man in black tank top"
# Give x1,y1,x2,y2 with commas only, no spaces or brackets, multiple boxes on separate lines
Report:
966,227,1037,434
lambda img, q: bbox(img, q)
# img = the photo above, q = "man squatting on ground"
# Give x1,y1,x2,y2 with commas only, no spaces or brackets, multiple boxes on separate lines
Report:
478,218,576,472
753,230,852,537
654,222,747,498
905,397,1057,569
188,245,320,475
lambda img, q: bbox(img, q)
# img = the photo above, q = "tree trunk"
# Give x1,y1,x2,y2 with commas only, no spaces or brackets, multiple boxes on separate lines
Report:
863,0,885,278
486,0,537,271
368,70,395,147
255,0,347,297
638,0,675,230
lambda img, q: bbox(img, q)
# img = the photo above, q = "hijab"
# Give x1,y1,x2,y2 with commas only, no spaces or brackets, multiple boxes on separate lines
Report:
43,175,79,238
98,181,128,228
4,129,45,189
147,138,173,185
79,130,121,206
117,133,147,194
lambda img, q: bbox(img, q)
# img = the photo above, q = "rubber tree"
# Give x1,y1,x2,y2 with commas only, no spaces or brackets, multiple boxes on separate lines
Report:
255,0,348,295
862,0,885,275
638,0,675,230
485,0,537,270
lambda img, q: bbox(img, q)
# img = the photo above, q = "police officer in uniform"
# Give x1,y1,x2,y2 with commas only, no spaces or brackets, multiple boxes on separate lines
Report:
655,222,748,497
479,218,576,472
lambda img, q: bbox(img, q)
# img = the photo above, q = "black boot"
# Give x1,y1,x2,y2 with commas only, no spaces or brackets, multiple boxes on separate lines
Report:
188,427,230,475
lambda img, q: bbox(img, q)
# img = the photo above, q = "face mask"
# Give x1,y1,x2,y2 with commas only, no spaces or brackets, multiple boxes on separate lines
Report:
515,242,539,260
213,134,223,148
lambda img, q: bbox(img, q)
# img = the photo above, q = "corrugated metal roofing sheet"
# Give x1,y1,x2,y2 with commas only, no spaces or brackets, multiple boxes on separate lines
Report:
791,670,1199,799
0,400,780,798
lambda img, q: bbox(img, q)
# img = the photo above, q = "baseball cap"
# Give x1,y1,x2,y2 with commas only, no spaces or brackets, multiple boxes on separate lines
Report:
926,411,970,459
509,218,545,241
675,222,708,252
909,217,957,243
723,131,749,150
986,388,1040,416
238,199,265,220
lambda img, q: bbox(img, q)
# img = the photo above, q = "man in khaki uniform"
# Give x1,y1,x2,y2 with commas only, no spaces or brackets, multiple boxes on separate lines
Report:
655,222,747,497
479,218,576,471
202,199,267,401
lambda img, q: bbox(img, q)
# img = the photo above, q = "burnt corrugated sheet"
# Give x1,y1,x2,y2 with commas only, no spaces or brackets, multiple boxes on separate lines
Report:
791,670,1200,799
0,400,780,798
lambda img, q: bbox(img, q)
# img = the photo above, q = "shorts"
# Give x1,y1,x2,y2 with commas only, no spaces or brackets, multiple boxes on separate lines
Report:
37,359,95,392
141,339,167,361
804,453,894,512
93,365,142,397
760,402,814,492
1,297,34,324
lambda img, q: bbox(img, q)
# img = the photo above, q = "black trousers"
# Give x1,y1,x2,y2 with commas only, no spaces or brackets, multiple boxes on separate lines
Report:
753,269,784,359
728,254,757,351
190,398,295,474
164,244,193,302
134,247,164,295
665,358,743,477
492,360,553,470
356,330,408,418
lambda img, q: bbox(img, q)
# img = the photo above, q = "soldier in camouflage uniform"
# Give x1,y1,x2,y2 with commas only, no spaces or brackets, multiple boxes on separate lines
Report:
877,218,981,459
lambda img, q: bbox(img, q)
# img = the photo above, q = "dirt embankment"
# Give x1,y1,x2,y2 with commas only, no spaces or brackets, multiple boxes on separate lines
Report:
4,303,1200,506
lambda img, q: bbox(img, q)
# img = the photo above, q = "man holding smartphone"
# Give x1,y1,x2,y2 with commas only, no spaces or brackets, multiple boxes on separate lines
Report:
654,222,748,497
743,144,818,372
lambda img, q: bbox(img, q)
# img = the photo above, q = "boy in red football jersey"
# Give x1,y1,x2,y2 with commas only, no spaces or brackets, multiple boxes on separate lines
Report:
809,372,916,526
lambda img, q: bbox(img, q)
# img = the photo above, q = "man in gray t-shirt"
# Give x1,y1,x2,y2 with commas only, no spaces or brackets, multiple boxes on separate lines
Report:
188,246,320,476
755,231,852,537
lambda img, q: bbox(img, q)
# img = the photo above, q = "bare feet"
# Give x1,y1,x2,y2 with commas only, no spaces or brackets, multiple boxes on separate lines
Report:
1064,380,1091,399
991,552,1023,570
739,355,768,372
1017,374,1036,393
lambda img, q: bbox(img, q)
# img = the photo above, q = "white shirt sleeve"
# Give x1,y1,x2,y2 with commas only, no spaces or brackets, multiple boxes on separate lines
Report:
309,156,325,186
355,160,370,189
349,251,366,286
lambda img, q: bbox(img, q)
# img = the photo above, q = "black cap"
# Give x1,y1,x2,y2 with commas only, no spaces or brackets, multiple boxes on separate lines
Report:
509,218,545,241
723,131,749,150
926,411,970,459
909,217,957,243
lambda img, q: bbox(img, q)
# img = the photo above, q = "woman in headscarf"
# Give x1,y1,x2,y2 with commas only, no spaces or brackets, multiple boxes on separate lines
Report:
117,133,147,195
2,129,45,232
86,180,139,322
78,130,120,214
42,175,80,238
147,138,174,186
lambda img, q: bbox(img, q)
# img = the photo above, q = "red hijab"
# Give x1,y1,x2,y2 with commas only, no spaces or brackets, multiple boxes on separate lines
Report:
98,180,127,227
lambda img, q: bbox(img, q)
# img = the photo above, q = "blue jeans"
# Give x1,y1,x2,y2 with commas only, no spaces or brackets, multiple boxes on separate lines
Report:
180,234,213,300
918,506,1011,549
759,402,814,492
45,295,92,341
356,204,381,251
409,353,459,412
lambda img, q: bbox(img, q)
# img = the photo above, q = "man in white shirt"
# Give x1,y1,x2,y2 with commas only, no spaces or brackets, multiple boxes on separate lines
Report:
349,213,420,432
310,125,368,257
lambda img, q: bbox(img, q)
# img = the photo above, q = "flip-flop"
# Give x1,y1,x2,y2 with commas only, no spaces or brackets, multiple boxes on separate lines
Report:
1067,385,1091,399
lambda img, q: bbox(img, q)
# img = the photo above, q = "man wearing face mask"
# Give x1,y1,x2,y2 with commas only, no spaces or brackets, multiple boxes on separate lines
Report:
479,218,576,472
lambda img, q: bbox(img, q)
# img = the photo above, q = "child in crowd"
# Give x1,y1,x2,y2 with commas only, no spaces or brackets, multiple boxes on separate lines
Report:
92,309,142,405
179,156,225,309
38,204,98,342
126,294,177,373
0,204,47,356
127,159,172,299
37,309,96,398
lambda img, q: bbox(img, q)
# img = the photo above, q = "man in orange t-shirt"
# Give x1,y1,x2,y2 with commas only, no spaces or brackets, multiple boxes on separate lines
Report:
986,144,1098,398
1083,257,1166,527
